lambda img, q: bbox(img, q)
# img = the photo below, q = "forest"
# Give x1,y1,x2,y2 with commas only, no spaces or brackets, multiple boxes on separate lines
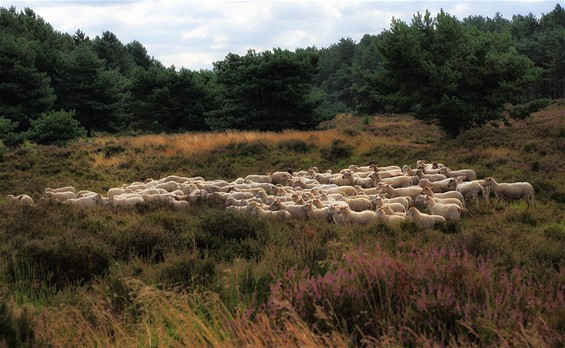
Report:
0,4,564,146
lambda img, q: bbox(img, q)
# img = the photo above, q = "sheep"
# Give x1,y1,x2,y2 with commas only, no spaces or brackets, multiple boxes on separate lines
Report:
330,205,378,225
375,208,405,226
342,171,374,188
370,172,412,188
166,196,190,209
329,172,353,186
420,195,464,220
251,205,292,221
244,173,272,184
268,200,308,219
76,190,98,198
6,194,34,207
405,207,446,228
418,178,456,193
370,196,406,213
301,203,333,222
483,177,536,207
354,185,381,195
415,169,447,182
415,194,464,208
339,196,373,212
325,186,357,197
44,191,76,202
453,178,487,207
65,194,103,208
369,164,402,172
160,175,204,184
107,195,145,208
438,167,476,181
270,171,293,185
379,183,423,201
421,187,465,206
45,186,76,194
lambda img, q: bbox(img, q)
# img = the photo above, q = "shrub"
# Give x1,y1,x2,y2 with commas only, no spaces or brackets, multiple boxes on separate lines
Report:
157,252,216,288
18,234,112,287
0,297,36,347
194,210,268,261
27,110,86,146
264,246,565,346
320,139,353,162
277,139,312,153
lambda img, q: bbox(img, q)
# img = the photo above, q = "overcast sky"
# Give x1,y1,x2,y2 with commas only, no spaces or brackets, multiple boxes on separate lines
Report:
0,1,559,70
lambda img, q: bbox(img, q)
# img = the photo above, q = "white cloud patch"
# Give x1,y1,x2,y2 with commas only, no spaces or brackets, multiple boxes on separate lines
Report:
1,0,557,70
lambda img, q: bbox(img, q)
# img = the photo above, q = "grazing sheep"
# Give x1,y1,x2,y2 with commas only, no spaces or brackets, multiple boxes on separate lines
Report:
107,195,144,208
379,183,423,201
244,173,272,184
301,203,333,222
415,194,464,208
6,194,34,207
416,169,447,182
65,193,103,207
420,195,464,220
421,187,465,206
269,171,293,185
44,191,76,202
330,205,378,225
484,177,536,207
405,207,446,228
370,196,406,213
251,205,292,221
418,178,456,193
45,186,76,194
339,196,373,212
438,167,476,181
269,200,308,219
453,179,487,207
375,208,405,226
325,186,357,197
370,172,412,188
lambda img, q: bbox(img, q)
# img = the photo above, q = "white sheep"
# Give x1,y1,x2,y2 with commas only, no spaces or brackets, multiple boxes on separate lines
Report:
339,196,372,212
301,203,332,222
415,194,464,208
44,191,76,202
438,167,477,181
421,187,465,206
268,200,308,219
375,208,405,226
370,196,406,213
330,205,378,225
405,207,446,228
453,178,487,207
370,172,412,188
6,194,34,207
45,186,76,194
420,195,464,220
244,173,272,184
484,177,536,207
416,169,447,182
65,194,103,208
379,183,423,201
251,205,292,221
107,195,145,208
418,178,456,193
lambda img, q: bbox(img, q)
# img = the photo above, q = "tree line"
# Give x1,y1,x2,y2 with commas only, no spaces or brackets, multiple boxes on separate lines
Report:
0,4,563,145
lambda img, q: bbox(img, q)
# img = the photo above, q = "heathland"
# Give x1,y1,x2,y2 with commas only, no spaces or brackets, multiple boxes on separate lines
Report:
0,101,564,347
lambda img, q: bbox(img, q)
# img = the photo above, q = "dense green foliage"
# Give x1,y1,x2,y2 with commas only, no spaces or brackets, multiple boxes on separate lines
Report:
0,4,564,142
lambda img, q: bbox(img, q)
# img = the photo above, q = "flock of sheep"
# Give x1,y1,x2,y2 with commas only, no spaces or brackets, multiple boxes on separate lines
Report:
5,160,536,228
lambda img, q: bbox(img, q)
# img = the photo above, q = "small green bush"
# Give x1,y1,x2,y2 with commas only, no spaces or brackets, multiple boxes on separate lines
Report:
277,139,312,153
0,298,36,347
157,253,216,288
27,110,86,146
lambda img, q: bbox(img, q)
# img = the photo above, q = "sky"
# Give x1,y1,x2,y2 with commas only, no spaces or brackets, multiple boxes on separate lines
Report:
0,1,560,70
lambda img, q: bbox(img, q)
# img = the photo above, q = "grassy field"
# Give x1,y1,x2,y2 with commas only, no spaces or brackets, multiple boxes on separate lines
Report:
0,102,564,347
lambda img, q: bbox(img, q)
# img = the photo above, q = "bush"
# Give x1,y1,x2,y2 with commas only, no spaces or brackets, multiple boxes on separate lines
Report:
157,253,216,288
320,139,353,162
18,234,112,287
0,297,36,347
27,110,86,146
